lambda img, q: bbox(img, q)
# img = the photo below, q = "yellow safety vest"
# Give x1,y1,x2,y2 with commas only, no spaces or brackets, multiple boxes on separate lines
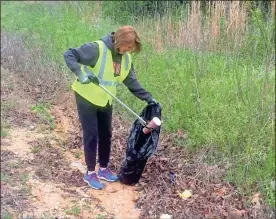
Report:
72,40,132,106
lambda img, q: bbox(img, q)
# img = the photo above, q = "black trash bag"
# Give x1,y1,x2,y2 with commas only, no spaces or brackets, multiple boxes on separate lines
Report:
118,103,162,185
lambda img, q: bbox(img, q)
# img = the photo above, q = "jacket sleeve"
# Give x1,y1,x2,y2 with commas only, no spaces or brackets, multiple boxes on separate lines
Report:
123,64,153,103
63,42,99,76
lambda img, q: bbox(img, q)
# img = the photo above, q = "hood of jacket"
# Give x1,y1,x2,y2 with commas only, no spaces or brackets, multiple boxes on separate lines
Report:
100,32,116,53
100,32,122,63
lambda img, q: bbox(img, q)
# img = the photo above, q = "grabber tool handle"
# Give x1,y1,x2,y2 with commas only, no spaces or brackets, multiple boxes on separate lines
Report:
79,74,148,127
97,84,147,127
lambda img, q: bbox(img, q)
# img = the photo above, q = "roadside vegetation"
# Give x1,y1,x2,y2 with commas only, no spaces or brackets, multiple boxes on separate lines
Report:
1,0,275,209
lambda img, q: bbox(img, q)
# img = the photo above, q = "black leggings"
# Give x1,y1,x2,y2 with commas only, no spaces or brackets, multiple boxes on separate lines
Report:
75,92,112,171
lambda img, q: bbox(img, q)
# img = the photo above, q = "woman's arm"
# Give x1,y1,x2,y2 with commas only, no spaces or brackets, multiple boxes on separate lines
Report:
63,42,99,76
123,64,153,103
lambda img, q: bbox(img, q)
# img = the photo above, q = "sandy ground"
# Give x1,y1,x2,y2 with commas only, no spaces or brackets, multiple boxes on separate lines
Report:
1,107,141,219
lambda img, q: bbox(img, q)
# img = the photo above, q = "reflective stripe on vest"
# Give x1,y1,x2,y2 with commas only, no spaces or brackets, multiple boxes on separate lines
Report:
98,44,107,80
124,53,129,70
83,66,118,87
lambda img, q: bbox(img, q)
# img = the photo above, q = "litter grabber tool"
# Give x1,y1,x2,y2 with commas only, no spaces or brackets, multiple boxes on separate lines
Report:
98,83,161,133
79,75,148,127
98,83,148,127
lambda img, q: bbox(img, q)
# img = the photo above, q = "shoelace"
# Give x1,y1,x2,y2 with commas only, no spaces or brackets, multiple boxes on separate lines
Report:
101,168,112,176
89,173,100,181
105,169,112,174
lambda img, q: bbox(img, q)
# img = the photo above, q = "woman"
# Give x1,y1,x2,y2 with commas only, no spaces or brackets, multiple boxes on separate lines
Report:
63,25,157,190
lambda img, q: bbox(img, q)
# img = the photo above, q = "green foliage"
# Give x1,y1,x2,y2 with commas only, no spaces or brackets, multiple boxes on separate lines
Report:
65,206,81,216
240,8,275,64
1,129,9,137
74,150,82,159
31,146,42,154
8,162,20,168
1,172,10,182
1,1,118,68
30,103,56,129
101,1,183,24
96,214,105,219
1,211,12,219
20,172,29,185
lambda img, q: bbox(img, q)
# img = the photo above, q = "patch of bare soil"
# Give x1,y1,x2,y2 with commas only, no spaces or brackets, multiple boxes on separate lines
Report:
50,100,141,219
1,127,112,219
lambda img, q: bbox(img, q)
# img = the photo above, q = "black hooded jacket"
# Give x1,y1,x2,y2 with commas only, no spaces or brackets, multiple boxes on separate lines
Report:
63,32,153,103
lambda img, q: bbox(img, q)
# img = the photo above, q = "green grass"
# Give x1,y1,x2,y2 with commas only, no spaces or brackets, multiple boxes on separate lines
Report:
1,1,275,207
1,1,119,68
1,210,12,219
1,129,9,137
1,172,10,182
19,172,29,185
65,206,81,216
96,214,105,219
31,146,42,154
8,162,20,168
21,186,32,195
74,150,82,159
1,121,11,129
30,103,56,129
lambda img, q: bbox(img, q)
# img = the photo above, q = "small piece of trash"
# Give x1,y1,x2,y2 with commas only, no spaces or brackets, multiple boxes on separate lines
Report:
29,125,35,130
160,213,172,219
169,171,175,184
70,162,86,172
70,162,83,168
178,190,192,199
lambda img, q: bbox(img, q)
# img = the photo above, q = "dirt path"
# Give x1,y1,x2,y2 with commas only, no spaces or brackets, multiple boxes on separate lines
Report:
51,106,141,219
1,108,140,219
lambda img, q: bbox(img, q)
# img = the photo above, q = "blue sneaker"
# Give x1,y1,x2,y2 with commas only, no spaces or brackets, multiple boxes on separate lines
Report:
83,172,104,190
98,168,118,182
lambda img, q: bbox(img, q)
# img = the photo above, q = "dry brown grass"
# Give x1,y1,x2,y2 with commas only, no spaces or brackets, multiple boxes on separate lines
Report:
1,32,69,103
183,1,201,50
154,15,164,53
68,1,102,25
272,1,275,18
137,1,250,52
